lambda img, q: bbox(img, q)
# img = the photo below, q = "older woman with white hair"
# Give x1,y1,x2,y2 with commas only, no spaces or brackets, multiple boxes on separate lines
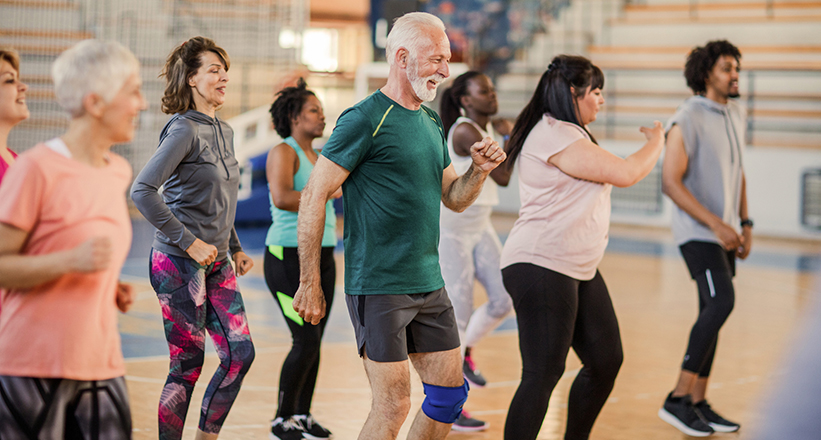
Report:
0,39,146,438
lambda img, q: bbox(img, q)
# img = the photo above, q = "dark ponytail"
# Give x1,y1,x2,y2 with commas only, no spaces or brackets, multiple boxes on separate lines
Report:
440,71,483,137
506,55,604,170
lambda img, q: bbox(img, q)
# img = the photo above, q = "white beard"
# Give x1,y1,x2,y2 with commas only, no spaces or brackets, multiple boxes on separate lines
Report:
408,58,444,102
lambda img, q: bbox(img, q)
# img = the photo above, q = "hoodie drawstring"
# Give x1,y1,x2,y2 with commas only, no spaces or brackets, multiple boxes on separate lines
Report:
214,120,231,180
724,110,743,168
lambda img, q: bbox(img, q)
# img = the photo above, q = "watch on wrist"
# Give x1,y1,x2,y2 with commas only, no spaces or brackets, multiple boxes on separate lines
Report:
740,218,754,228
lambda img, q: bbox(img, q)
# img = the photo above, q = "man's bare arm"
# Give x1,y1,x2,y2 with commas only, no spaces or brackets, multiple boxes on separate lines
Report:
662,125,741,250
737,173,752,259
294,156,349,325
442,137,506,212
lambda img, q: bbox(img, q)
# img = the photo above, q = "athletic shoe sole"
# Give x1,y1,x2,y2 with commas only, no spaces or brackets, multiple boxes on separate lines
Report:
270,431,316,440
451,422,489,432
709,422,740,433
464,376,486,389
658,408,713,437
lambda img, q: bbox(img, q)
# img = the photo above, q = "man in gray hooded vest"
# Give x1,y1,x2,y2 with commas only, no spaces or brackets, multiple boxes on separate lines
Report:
658,40,751,437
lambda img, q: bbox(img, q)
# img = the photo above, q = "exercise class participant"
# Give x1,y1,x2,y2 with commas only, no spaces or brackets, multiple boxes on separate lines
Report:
438,70,514,431
658,40,749,437
131,36,255,440
0,39,145,438
0,47,27,185
0,47,29,316
265,78,336,440
293,12,506,440
500,54,664,440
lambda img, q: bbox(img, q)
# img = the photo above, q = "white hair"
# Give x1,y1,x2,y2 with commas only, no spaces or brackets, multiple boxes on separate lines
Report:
385,12,446,66
52,40,140,117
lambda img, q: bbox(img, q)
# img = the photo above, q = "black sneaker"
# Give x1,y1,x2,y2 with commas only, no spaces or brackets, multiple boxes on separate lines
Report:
294,414,332,439
694,400,740,433
451,410,489,432
658,393,714,437
463,354,487,388
270,416,306,440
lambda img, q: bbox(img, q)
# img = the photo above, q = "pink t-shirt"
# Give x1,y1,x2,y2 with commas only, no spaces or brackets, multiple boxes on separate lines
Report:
0,142,132,380
0,149,17,185
500,115,612,281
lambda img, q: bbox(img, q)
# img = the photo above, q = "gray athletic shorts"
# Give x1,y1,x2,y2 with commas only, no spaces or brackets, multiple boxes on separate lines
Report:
345,287,461,362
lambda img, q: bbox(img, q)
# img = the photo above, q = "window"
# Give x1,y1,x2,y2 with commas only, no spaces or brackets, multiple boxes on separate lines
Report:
302,28,338,72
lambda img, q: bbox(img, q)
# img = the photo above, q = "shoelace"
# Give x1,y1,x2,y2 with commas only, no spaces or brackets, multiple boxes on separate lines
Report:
278,417,305,431
294,414,316,430
465,356,478,372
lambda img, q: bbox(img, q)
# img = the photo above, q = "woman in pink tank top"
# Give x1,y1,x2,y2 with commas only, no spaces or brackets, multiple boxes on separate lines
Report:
0,47,29,318
499,55,665,440
0,47,28,185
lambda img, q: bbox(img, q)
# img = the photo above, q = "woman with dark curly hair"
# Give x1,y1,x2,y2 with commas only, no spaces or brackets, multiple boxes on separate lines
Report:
265,78,337,440
501,55,664,440
131,36,255,440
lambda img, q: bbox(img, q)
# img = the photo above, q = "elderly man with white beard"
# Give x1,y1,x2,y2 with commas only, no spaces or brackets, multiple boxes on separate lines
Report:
291,11,507,440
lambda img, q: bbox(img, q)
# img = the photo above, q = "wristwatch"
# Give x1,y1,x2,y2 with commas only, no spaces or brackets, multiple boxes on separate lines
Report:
740,218,754,228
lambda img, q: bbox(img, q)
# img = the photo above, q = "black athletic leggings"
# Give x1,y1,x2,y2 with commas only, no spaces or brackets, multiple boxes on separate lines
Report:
679,241,736,376
264,246,335,418
502,263,623,440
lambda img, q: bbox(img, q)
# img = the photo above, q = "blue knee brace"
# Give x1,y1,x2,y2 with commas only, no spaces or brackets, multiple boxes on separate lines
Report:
421,381,469,424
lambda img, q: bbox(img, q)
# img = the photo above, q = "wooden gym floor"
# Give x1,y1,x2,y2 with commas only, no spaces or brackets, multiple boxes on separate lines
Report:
119,215,820,439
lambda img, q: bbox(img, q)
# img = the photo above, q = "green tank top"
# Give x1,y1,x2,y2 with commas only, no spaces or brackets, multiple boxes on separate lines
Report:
265,136,336,248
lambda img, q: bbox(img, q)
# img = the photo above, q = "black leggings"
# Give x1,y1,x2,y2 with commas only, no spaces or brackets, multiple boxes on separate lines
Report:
264,246,335,418
502,263,623,440
679,241,736,376
0,375,132,439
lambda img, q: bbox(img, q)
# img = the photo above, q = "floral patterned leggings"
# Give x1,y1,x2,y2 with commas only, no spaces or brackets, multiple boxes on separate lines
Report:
149,249,255,440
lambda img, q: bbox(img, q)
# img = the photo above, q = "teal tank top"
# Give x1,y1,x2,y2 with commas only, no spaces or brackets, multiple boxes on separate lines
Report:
265,136,337,248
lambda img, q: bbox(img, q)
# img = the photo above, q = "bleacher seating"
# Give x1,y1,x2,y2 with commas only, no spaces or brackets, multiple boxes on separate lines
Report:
0,1,90,148
493,0,821,150
0,0,307,174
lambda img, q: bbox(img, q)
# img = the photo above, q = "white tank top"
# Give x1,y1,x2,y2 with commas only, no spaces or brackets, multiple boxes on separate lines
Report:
446,116,499,206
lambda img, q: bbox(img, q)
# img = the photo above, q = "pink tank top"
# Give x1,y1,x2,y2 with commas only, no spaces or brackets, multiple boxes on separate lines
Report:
0,149,17,186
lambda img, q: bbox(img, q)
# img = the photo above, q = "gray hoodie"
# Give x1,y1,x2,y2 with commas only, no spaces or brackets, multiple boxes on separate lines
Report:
665,96,746,246
131,109,243,260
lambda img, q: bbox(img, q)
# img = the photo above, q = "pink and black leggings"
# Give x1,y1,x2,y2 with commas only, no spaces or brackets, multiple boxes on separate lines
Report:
149,249,255,440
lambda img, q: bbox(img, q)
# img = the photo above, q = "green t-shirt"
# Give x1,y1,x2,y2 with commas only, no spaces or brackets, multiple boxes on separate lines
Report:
322,90,451,295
